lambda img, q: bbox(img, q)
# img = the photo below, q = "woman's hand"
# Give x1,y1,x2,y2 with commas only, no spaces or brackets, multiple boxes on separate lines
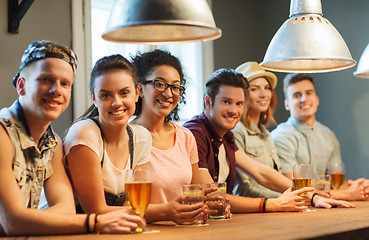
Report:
166,195,207,225
267,187,314,212
98,207,146,234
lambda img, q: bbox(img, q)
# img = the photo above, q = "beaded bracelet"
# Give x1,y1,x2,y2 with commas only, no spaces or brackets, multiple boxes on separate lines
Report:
311,193,318,207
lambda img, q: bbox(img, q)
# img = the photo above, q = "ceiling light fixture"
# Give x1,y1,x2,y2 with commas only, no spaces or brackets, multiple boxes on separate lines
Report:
354,44,369,78
102,0,222,44
260,0,356,73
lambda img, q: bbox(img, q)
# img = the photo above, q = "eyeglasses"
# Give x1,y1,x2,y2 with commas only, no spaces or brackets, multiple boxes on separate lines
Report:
144,79,185,96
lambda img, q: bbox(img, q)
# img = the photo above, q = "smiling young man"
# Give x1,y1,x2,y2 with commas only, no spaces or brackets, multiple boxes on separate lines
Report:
0,41,145,236
183,69,354,212
271,73,369,201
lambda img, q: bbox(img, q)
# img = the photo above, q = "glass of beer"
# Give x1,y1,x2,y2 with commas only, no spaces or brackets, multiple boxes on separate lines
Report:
328,162,346,190
292,164,313,195
292,164,313,211
125,168,151,232
182,184,205,224
205,182,227,220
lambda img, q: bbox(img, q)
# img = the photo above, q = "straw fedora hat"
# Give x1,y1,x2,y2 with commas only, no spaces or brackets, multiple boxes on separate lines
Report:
235,61,277,89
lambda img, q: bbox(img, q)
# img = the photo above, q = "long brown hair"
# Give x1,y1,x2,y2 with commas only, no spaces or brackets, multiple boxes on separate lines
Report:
78,54,138,120
240,77,277,130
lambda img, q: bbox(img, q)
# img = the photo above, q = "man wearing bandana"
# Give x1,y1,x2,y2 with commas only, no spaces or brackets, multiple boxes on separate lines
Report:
0,40,145,236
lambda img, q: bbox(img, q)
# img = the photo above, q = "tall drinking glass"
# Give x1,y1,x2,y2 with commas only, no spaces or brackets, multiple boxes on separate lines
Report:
314,175,331,195
205,182,227,220
183,184,206,225
292,164,313,211
328,162,346,190
125,168,151,232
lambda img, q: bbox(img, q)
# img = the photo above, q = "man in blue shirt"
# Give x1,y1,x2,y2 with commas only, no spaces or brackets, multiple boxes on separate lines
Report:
271,73,369,201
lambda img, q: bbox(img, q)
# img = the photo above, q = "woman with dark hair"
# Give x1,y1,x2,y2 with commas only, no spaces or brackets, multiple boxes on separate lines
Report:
63,54,151,225
131,49,209,224
232,61,282,198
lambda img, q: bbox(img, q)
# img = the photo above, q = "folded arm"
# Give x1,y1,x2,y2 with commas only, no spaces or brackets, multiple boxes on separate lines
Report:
330,178,369,201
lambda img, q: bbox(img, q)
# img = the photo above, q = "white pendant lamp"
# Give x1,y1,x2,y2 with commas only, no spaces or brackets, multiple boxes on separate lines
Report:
354,44,369,78
102,0,222,44
260,0,356,73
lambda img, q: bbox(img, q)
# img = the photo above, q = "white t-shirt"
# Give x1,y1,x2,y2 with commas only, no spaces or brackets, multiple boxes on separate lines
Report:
63,119,151,194
218,143,230,183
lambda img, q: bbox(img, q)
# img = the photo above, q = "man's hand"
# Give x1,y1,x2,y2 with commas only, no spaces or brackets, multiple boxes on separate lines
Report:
332,178,369,201
267,187,314,212
314,196,355,209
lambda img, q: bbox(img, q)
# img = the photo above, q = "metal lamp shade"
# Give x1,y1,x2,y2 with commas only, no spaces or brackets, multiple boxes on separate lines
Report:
260,0,356,73
102,0,222,44
354,44,369,78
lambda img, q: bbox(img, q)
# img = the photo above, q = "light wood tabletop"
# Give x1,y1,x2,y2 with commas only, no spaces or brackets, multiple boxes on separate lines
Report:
3,201,369,240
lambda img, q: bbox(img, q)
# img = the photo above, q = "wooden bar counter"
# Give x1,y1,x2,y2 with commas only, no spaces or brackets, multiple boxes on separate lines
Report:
3,201,369,240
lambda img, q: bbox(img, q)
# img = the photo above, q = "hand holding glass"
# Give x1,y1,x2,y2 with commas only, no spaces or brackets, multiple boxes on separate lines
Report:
182,184,205,225
292,164,313,196
205,182,227,220
292,164,313,211
125,168,151,232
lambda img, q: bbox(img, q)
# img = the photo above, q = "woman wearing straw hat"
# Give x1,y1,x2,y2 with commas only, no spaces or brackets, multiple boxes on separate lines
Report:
232,62,282,198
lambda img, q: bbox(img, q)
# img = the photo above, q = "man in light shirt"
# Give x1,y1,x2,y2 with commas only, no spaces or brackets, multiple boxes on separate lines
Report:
271,73,369,201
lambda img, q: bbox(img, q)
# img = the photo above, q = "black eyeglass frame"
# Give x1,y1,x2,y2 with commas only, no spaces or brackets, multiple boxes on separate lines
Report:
143,79,185,96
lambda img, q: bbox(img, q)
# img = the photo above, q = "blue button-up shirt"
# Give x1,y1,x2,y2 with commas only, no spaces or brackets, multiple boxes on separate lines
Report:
271,117,343,176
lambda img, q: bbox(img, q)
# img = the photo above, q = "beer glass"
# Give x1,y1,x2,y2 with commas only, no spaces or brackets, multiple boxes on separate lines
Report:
327,162,346,190
292,164,313,211
125,168,151,232
292,164,313,194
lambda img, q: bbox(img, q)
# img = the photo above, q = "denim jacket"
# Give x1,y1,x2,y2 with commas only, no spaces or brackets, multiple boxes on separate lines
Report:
0,100,56,208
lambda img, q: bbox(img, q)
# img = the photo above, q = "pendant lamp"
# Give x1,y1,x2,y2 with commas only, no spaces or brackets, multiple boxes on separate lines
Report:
354,44,369,78
102,0,221,44
260,0,356,73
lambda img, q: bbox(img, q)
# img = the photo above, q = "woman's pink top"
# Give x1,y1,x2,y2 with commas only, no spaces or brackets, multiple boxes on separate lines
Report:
149,123,199,204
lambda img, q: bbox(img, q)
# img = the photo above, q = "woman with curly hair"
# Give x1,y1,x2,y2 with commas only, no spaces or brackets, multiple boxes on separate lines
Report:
131,49,208,224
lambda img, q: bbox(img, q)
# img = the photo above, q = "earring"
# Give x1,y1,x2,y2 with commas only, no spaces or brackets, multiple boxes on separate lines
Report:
17,77,26,95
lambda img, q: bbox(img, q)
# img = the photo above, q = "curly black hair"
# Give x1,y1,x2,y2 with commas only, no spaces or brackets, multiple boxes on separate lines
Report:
131,49,187,122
